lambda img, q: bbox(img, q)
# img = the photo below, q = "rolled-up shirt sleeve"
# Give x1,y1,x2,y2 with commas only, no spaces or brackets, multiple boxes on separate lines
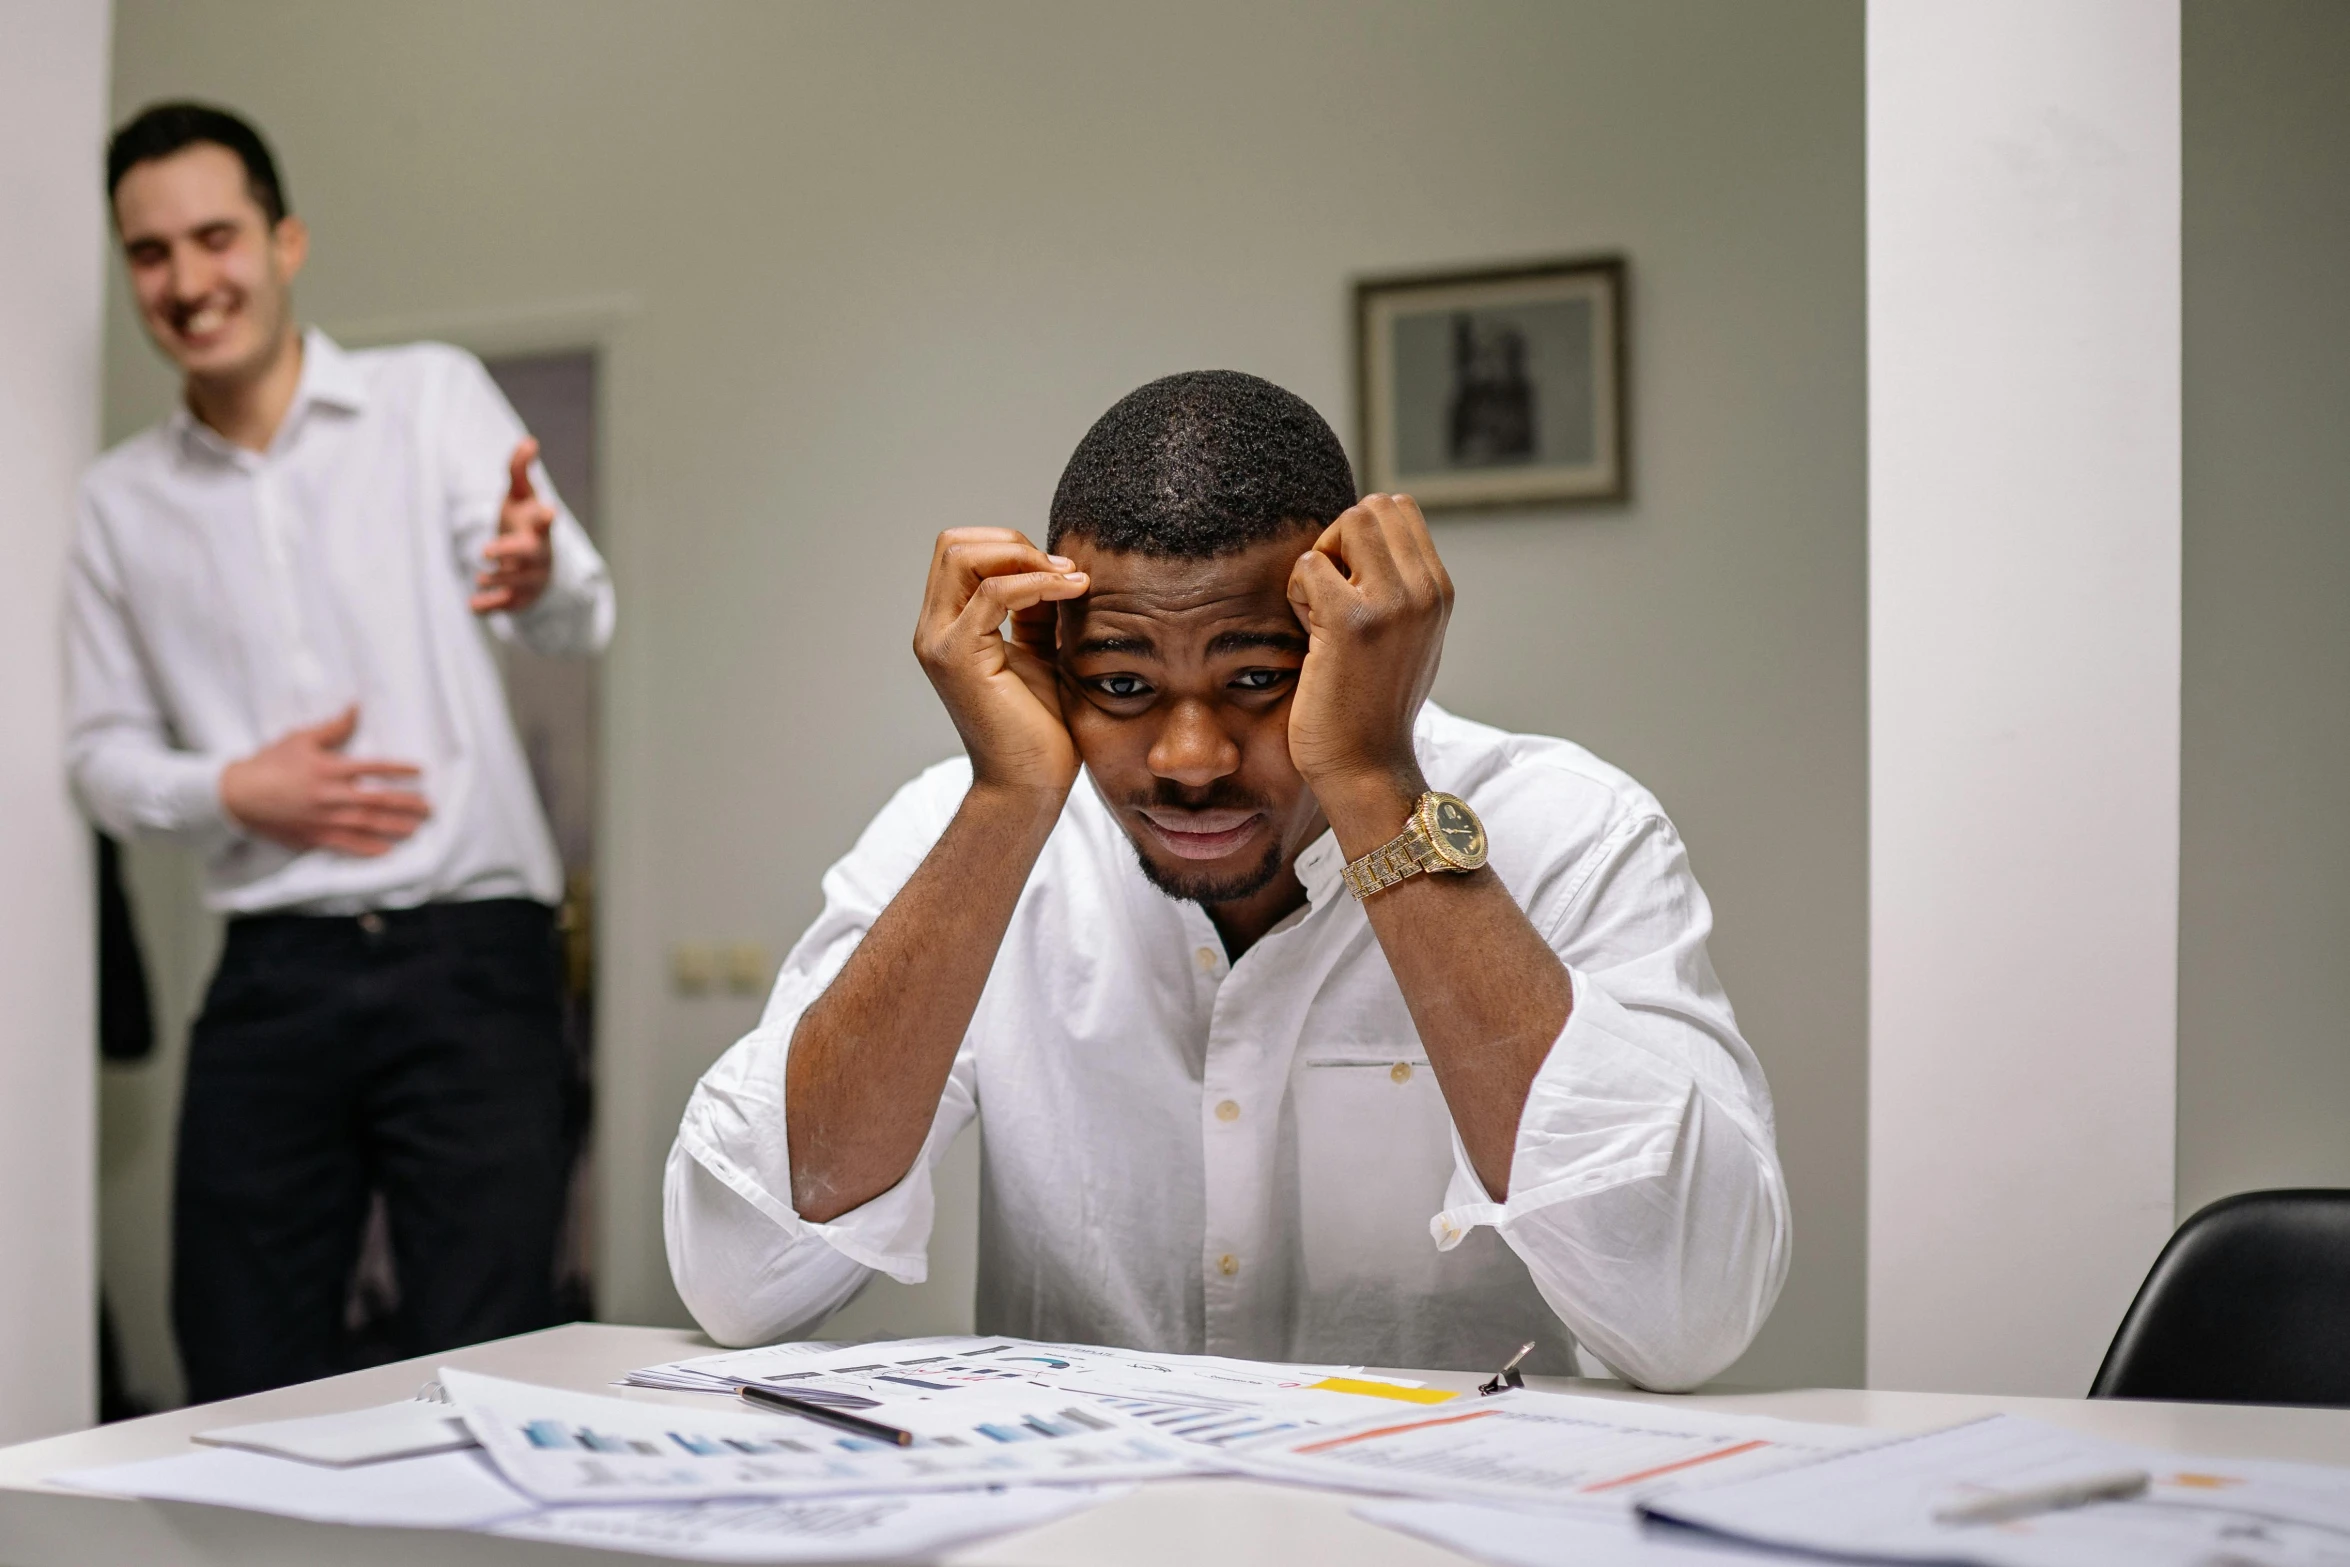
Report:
1429,810,1791,1392
666,760,979,1347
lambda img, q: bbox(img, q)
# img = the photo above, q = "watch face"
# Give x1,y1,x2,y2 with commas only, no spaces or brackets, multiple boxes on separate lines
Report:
1427,795,1487,870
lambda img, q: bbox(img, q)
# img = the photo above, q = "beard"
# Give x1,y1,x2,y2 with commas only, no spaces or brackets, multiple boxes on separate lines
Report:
1130,829,1289,906
1119,780,1291,907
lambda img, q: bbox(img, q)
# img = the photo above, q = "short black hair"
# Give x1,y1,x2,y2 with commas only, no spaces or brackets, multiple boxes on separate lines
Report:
107,101,289,226
1047,371,1358,557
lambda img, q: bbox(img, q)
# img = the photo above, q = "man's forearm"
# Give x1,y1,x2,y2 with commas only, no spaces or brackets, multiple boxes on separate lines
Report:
70,735,234,843
1319,773,1572,1201
505,521,615,657
785,781,1065,1221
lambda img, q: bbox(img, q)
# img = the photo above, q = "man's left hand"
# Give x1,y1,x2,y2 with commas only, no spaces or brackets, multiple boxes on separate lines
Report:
473,437,556,615
1285,493,1453,831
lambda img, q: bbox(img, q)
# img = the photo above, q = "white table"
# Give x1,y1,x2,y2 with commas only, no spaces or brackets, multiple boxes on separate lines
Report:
3,1322,2346,1566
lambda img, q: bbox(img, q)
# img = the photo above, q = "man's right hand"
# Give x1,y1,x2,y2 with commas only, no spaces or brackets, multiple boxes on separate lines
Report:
786,532,1089,1221
219,705,430,856
912,528,1089,796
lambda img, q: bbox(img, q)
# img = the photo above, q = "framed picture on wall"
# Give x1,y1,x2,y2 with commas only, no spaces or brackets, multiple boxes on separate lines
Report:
1355,255,1628,511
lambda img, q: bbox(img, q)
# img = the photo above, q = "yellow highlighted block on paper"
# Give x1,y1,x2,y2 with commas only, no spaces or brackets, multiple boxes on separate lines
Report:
1309,1377,1459,1405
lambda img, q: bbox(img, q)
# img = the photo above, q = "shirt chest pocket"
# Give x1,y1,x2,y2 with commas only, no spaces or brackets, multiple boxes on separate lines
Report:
1287,1055,1457,1290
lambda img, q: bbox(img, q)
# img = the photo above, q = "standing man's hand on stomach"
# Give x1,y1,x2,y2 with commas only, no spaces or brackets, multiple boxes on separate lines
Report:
218,704,430,856
785,531,1089,1222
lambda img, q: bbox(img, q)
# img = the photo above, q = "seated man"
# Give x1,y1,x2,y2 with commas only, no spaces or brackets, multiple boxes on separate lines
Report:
665,372,1788,1390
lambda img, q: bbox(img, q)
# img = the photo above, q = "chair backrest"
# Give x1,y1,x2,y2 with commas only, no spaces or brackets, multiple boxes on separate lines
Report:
2090,1188,2350,1404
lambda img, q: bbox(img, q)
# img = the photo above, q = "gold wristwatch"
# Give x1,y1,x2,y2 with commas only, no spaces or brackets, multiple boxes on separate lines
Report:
1342,791,1489,901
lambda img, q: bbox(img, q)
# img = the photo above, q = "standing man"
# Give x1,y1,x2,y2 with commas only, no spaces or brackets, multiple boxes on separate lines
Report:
69,102,616,1401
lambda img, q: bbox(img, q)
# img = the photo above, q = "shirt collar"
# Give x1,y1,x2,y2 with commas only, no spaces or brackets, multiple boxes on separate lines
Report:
296,328,369,413
170,327,367,460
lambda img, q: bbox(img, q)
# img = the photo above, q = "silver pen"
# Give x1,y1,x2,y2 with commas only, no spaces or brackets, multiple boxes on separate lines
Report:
1478,1341,1537,1396
1931,1467,2150,1526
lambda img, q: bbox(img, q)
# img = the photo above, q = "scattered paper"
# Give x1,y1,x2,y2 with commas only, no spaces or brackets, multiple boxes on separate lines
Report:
1647,1414,2350,1567
624,1337,919,1396
623,1335,1440,1450
193,1398,475,1467
1226,1388,1876,1513
442,1366,1206,1504
68,1344,2350,1567
1358,1497,1816,1566
491,1483,1126,1562
55,1418,1126,1561
52,1446,534,1530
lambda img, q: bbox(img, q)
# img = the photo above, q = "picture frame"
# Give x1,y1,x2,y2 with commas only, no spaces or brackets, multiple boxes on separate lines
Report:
1355,255,1628,511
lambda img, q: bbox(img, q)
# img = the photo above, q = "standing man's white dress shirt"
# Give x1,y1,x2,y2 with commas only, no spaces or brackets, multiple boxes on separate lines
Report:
67,327,613,914
668,704,1789,1392
94,100,615,1404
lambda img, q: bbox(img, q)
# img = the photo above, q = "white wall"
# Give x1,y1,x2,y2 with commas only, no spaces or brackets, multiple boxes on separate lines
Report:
0,0,108,1444
1866,0,2181,1396
103,0,1867,1399
2175,0,2350,1218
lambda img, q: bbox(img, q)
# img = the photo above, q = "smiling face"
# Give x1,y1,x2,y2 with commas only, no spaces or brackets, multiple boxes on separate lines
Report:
1057,525,1328,917
113,142,306,385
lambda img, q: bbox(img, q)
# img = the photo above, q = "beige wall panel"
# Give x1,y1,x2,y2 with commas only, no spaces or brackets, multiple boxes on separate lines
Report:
1,0,107,1444
2177,0,2350,1217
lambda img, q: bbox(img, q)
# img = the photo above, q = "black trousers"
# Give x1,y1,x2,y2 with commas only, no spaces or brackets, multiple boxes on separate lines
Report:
173,899,572,1403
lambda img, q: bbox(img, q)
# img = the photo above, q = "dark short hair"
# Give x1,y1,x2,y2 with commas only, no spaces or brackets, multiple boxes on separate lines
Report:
107,101,289,226
1047,371,1358,557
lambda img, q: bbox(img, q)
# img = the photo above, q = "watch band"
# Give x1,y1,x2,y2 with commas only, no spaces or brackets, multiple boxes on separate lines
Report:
1342,794,1446,902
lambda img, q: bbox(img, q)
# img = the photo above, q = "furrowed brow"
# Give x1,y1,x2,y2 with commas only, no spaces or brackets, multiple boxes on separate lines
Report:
1069,633,1156,659
1204,629,1309,657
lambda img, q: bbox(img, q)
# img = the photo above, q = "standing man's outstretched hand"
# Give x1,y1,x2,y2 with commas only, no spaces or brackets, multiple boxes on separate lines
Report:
913,527,1090,796
219,705,431,856
1284,493,1454,809
472,437,557,615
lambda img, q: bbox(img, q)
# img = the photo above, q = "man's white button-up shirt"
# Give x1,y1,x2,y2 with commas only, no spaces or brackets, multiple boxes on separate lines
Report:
66,329,614,915
667,704,1789,1391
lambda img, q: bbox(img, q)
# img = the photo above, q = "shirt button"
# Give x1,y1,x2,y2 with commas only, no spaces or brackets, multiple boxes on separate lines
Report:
1215,1099,1240,1122
1195,946,1219,973
357,912,386,937
1217,1253,1240,1277
1390,1062,1414,1084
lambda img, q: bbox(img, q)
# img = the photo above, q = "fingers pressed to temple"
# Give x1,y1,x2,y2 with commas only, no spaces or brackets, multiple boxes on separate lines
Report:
1288,549,1352,622
943,540,1062,593
959,570,1089,635
1008,600,1059,655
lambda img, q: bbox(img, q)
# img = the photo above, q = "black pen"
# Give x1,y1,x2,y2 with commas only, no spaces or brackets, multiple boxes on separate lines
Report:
736,1383,916,1447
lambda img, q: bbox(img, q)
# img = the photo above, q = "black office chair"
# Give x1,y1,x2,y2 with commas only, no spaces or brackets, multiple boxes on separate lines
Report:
2089,1188,2350,1405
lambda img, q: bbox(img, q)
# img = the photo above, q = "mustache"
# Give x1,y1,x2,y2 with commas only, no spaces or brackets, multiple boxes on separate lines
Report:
1120,780,1268,815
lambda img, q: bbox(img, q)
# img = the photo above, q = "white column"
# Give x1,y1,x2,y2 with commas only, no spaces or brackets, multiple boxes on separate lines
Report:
1867,0,2181,1395
0,0,110,1441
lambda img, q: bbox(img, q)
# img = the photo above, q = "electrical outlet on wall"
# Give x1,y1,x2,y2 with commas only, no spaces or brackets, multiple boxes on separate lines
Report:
723,943,772,996
670,943,715,996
